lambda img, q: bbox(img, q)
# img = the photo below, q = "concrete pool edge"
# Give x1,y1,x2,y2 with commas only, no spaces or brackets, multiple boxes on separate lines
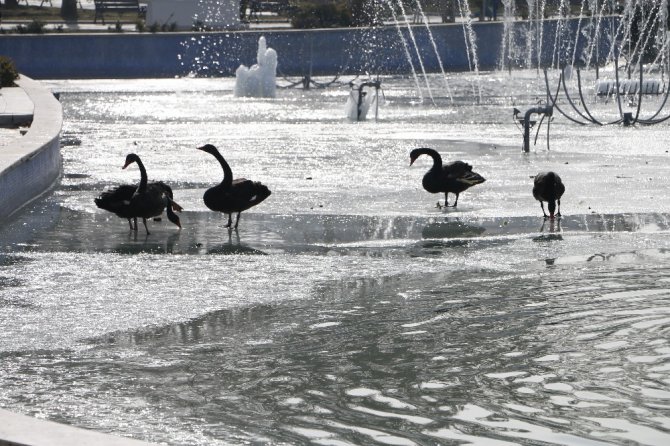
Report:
0,75,62,222
0,78,159,446
0,409,158,446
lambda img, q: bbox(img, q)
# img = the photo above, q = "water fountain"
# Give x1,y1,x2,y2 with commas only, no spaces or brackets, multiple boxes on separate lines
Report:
345,79,382,121
6,4,670,446
514,104,554,152
234,36,277,98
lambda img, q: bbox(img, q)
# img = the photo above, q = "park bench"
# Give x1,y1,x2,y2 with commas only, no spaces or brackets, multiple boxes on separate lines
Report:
94,0,146,24
248,0,295,22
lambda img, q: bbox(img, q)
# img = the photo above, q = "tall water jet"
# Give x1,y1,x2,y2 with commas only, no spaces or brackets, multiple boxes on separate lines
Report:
234,36,277,98
456,0,482,102
383,0,425,103
412,0,454,102
499,0,517,72
390,0,436,104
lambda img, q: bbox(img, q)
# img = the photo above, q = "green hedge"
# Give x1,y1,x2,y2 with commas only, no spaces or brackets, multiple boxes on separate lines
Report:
290,2,352,29
0,55,19,88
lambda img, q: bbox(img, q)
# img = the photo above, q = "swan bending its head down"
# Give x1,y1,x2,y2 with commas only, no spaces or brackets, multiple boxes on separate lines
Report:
95,153,182,234
409,147,486,208
532,171,565,219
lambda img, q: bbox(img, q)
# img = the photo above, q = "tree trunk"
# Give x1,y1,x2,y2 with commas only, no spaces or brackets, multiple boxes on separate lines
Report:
61,0,78,20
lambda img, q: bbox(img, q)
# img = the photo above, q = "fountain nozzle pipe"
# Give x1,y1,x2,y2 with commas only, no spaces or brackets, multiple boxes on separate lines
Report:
521,106,553,152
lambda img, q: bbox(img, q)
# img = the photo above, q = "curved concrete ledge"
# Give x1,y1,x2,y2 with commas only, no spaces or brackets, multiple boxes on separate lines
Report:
0,81,157,446
0,409,155,446
0,75,62,222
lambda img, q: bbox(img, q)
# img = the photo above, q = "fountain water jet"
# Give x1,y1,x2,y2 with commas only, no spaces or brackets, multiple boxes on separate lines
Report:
234,36,277,98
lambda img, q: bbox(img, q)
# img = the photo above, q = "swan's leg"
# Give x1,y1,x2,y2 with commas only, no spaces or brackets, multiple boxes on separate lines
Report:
451,194,460,207
444,193,450,207
133,217,138,231
127,218,133,230
224,213,232,228
142,218,151,235
556,199,562,218
234,212,241,229
540,202,548,218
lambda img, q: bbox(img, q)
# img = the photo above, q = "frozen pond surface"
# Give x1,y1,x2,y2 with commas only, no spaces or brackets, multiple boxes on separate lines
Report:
1,72,670,445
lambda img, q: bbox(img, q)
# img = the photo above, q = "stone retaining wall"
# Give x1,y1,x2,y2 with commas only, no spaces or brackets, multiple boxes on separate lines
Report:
0,76,61,221
0,18,619,79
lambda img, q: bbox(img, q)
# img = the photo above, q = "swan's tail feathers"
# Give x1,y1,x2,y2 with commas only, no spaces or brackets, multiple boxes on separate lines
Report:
459,171,486,186
249,183,272,206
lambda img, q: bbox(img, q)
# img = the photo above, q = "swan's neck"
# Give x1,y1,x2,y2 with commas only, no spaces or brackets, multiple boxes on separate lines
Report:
421,149,442,170
213,150,233,189
136,159,148,192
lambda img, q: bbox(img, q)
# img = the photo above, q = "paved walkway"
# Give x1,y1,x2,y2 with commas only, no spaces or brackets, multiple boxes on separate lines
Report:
0,85,33,145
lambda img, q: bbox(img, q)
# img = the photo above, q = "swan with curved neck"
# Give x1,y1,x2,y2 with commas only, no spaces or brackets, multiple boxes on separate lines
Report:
196,144,271,229
533,171,565,219
95,153,182,234
409,147,486,208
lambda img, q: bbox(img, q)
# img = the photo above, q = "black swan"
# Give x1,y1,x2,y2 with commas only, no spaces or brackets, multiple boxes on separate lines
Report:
95,154,182,234
533,171,565,219
196,144,271,229
409,147,486,208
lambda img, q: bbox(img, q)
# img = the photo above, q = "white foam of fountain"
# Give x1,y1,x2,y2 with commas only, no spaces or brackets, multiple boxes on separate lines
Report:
345,82,378,121
234,36,277,98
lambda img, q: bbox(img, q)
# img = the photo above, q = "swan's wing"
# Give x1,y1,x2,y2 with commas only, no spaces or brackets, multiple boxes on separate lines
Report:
443,161,473,177
457,171,486,186
555,177,566,198
149,181,174,199
147,182,182,211
95,184,136,210
231,178,271,205
444,161,485,185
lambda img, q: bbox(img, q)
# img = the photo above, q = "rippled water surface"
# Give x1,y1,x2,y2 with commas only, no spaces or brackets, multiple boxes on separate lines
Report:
1,72,670,445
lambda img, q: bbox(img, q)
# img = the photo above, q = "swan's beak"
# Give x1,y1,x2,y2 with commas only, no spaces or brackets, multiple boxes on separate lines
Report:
409,157,416,166
122,161,131,169
196,145,205,152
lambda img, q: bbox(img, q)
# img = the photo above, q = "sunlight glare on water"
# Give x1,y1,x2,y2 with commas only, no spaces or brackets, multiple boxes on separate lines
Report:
1,72,670,445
